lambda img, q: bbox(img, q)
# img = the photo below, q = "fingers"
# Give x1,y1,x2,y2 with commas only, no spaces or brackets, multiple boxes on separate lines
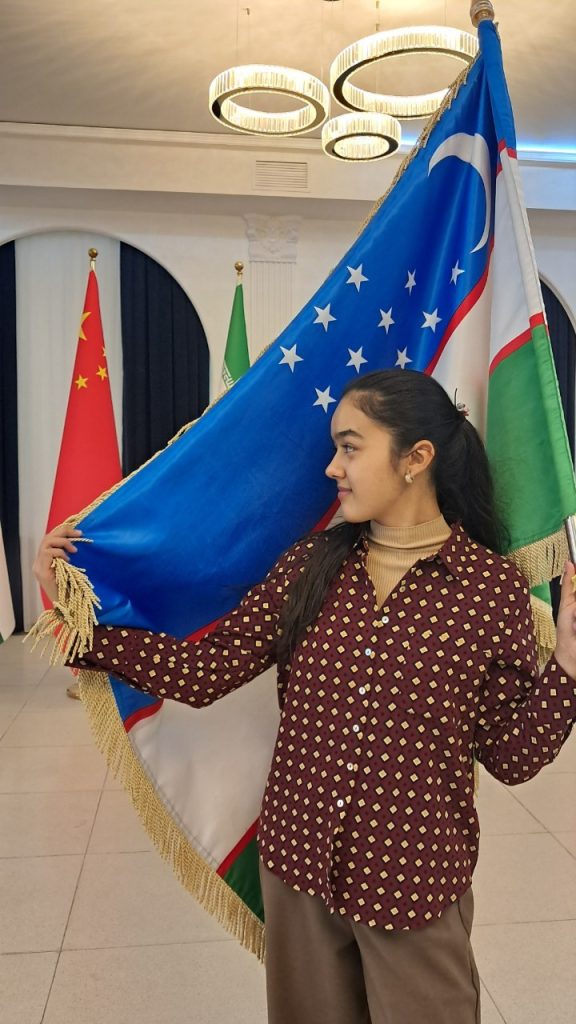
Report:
560,560,576,602
32,526,84,596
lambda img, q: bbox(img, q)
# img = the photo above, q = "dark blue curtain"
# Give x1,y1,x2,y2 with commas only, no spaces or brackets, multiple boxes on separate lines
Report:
542,281,575,459
541,280,575,619
120,243,210,476
0,242,23,631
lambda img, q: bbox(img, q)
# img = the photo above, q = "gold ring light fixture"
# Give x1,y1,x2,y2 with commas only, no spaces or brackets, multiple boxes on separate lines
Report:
330,26,479,120
322,112,401,161
209,65,329,136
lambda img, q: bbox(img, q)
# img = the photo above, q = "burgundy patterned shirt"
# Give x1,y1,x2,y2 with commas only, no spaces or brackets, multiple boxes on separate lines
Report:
75,525,576,930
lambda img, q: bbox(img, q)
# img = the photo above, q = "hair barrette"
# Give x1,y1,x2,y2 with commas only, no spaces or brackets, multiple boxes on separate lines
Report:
453,389,470,418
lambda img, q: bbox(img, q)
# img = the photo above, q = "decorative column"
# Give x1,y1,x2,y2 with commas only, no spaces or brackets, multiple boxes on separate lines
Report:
243,214,300,359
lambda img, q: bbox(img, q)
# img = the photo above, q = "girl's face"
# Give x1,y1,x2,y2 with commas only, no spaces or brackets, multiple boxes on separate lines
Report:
326,395,436,526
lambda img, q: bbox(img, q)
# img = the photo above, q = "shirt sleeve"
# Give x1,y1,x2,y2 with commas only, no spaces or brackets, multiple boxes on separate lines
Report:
473,579,576,785
72,540,313,708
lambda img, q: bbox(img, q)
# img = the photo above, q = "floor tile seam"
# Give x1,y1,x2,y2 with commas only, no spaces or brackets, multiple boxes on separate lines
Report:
58,784,107,955
483,818,576,843
0,852,97,861
549,831,576,861
474,916,576,928
480,827,546,835
0,950,60,959
59,937,237,953
0,787,107,795
500,786,558,832
0,946,63,955
39,948,61,1024
0,788,104,799
0,745,98,753
478,977,507,1023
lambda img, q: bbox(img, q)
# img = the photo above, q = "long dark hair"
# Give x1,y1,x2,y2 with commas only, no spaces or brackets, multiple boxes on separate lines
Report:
277,369,509,661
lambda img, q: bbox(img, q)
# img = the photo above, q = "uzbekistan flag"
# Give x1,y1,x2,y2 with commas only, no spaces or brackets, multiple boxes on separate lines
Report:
29,20,576,959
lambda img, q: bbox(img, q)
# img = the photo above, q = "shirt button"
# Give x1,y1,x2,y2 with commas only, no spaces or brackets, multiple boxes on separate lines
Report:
347,763,354,771
336,798,345,808
364,647,374,657
353,724,361,733
382,615,390,624
359,685,368,695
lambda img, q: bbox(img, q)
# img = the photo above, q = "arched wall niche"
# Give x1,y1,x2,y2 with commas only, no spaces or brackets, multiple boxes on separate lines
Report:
0,228,210,629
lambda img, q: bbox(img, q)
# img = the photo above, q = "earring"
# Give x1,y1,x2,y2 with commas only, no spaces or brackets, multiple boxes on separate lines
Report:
405,471,413,484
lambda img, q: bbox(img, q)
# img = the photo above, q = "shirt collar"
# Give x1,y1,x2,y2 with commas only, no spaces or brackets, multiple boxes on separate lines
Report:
426,523,473,579
358,521,473,579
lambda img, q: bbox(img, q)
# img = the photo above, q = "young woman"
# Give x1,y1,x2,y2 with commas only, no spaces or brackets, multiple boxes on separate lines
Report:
34,370,576,1024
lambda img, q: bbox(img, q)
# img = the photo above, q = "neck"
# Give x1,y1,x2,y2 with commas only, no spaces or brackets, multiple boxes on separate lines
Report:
373,485,442,529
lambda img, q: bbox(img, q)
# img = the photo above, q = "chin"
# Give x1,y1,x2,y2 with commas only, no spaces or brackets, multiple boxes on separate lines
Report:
339,507,366,524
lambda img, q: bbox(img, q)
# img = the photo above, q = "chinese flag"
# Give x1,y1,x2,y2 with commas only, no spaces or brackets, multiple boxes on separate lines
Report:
46,266,122,540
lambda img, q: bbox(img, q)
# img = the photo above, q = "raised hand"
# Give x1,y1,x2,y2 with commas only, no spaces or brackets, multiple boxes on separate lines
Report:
32,525,83,604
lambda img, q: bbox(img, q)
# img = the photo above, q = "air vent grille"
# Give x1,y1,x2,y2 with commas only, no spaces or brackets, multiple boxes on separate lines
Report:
254,160,309,192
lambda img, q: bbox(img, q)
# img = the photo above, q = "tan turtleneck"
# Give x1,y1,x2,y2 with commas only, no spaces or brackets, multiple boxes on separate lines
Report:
366,514,452,607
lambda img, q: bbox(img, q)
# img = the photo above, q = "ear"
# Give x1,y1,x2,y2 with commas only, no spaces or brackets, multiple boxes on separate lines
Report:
406,440,436,478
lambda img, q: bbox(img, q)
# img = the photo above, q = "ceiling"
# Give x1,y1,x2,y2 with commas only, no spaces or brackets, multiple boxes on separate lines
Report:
0,0,575,157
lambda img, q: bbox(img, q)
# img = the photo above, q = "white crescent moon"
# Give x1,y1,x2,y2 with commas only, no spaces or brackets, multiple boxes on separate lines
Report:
428,132,491,254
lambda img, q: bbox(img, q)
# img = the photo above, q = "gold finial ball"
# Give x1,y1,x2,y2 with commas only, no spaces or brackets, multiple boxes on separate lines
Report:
88,248,98,259
470,0,495,26
234,261,244,275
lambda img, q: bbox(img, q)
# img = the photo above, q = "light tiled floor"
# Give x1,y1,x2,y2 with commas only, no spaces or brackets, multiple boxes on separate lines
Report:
1,636,575,1024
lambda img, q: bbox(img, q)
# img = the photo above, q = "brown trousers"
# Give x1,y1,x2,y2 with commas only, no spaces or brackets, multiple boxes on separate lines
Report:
260,863,481,1024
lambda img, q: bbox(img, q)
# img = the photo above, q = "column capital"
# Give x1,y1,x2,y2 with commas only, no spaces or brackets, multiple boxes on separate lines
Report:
243,214,300,264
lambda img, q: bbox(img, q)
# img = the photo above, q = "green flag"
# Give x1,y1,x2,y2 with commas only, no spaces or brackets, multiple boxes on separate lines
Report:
222,272,249,389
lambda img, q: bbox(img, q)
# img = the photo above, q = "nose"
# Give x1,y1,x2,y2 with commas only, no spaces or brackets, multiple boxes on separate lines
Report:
325,452,344,479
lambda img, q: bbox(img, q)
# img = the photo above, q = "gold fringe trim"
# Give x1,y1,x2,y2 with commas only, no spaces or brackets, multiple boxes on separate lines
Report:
508,527,569,591
79,670,266,962
25,558,100,664
530,593,557,668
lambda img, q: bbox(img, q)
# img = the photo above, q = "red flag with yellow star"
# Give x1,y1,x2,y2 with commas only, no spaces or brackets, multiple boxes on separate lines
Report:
46,267,121,537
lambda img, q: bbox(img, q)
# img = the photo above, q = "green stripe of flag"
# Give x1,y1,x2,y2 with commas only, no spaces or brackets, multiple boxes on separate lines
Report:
487,322,576,554
223,836,264,921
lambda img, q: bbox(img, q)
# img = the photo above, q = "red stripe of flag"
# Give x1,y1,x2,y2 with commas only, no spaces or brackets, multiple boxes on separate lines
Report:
217,819,259,876
425,242,493,376
489,311,546,375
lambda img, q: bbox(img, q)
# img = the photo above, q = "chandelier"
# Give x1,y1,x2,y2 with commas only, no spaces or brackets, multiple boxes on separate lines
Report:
208,2,491,162
330,26,478,121
209,66,329,136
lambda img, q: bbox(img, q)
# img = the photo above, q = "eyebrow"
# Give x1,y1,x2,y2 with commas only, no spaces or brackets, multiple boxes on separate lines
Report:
332,428,364,441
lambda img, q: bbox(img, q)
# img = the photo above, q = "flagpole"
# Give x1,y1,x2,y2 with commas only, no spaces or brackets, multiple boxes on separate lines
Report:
89,247,98,270
469,0,576,567
470,1,495,25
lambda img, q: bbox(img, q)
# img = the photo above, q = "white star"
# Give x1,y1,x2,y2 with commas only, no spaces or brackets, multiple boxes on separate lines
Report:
450,260,465,284
279,344,303,372
378,307,395,333
395,347,412,370
314,304,336,331
405,270,416,294
346,264,368,291
346,348,368,373
421,308,442,332
313,386,337,412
